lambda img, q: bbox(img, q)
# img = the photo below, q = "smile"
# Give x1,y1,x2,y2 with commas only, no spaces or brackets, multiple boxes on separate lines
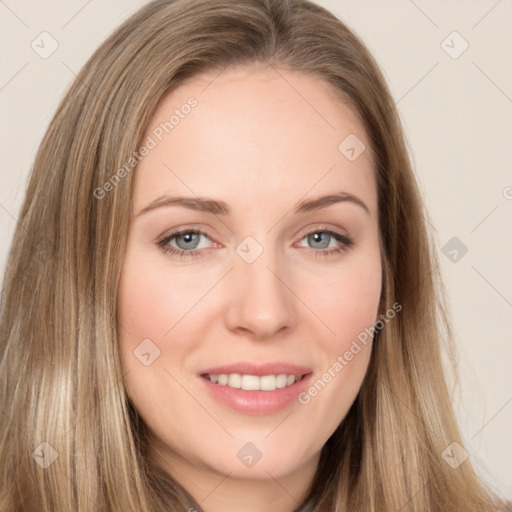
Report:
203,373,306,391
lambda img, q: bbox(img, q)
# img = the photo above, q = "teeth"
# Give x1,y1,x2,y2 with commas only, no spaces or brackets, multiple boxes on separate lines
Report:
241,374,260,390
206,373,301,391
259,375,275,391
228,374,241,389
276,374,287,388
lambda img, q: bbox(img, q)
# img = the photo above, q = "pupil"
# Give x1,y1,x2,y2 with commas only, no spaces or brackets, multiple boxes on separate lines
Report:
310,232,329,249
178,232,198,249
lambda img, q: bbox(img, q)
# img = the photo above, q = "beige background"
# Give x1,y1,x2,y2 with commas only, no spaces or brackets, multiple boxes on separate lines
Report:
1,0,511,500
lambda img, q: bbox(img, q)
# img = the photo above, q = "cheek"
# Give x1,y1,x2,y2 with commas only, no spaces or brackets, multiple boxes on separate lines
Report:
295,261,380,437
117,251,194,421
300,251,381,401
311,253,382,347
117,250,199,343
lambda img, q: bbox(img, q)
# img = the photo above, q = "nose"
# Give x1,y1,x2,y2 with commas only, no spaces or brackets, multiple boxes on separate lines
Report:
224,247,296,341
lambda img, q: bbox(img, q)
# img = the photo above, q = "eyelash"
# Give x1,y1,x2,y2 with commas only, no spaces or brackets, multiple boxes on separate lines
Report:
156,227,354,260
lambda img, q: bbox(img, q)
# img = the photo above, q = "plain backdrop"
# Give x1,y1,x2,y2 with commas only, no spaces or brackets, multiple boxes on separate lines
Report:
0,0,511,500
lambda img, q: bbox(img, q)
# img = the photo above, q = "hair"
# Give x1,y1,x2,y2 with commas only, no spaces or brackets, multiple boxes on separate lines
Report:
0,0,508,510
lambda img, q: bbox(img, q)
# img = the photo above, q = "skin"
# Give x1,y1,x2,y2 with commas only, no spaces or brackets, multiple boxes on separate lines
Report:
117,64,382,512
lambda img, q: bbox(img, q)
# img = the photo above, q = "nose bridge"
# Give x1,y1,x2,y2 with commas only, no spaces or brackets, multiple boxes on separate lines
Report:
225,233,295,339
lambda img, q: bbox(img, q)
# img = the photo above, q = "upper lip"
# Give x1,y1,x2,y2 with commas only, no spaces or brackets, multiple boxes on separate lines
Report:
199,362,312,377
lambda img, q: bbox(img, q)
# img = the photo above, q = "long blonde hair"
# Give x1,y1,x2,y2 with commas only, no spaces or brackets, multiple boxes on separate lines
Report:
0,0,508,510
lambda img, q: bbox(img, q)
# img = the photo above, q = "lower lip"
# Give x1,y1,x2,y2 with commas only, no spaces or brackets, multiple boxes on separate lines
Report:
199,374,313,415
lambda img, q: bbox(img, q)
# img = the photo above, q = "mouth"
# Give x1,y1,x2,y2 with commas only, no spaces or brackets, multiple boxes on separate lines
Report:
201,372,308,391
197,362,313,415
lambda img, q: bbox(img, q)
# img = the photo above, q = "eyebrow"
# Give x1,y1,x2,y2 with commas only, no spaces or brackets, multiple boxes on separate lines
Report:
135,191,370,217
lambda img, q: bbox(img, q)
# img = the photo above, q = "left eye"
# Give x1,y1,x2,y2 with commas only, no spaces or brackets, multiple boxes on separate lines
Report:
298,231,342,250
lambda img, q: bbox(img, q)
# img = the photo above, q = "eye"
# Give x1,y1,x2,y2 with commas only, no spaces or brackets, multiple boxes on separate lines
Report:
157,229,215,260
297,227,354,258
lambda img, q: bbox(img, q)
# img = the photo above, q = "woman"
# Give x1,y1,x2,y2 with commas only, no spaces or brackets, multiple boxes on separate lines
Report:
0,0,508,510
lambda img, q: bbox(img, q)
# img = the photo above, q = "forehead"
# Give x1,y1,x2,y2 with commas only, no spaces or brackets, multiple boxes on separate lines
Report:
133,65,376,216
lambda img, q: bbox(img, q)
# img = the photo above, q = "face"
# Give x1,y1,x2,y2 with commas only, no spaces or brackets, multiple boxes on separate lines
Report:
117,65,382,492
